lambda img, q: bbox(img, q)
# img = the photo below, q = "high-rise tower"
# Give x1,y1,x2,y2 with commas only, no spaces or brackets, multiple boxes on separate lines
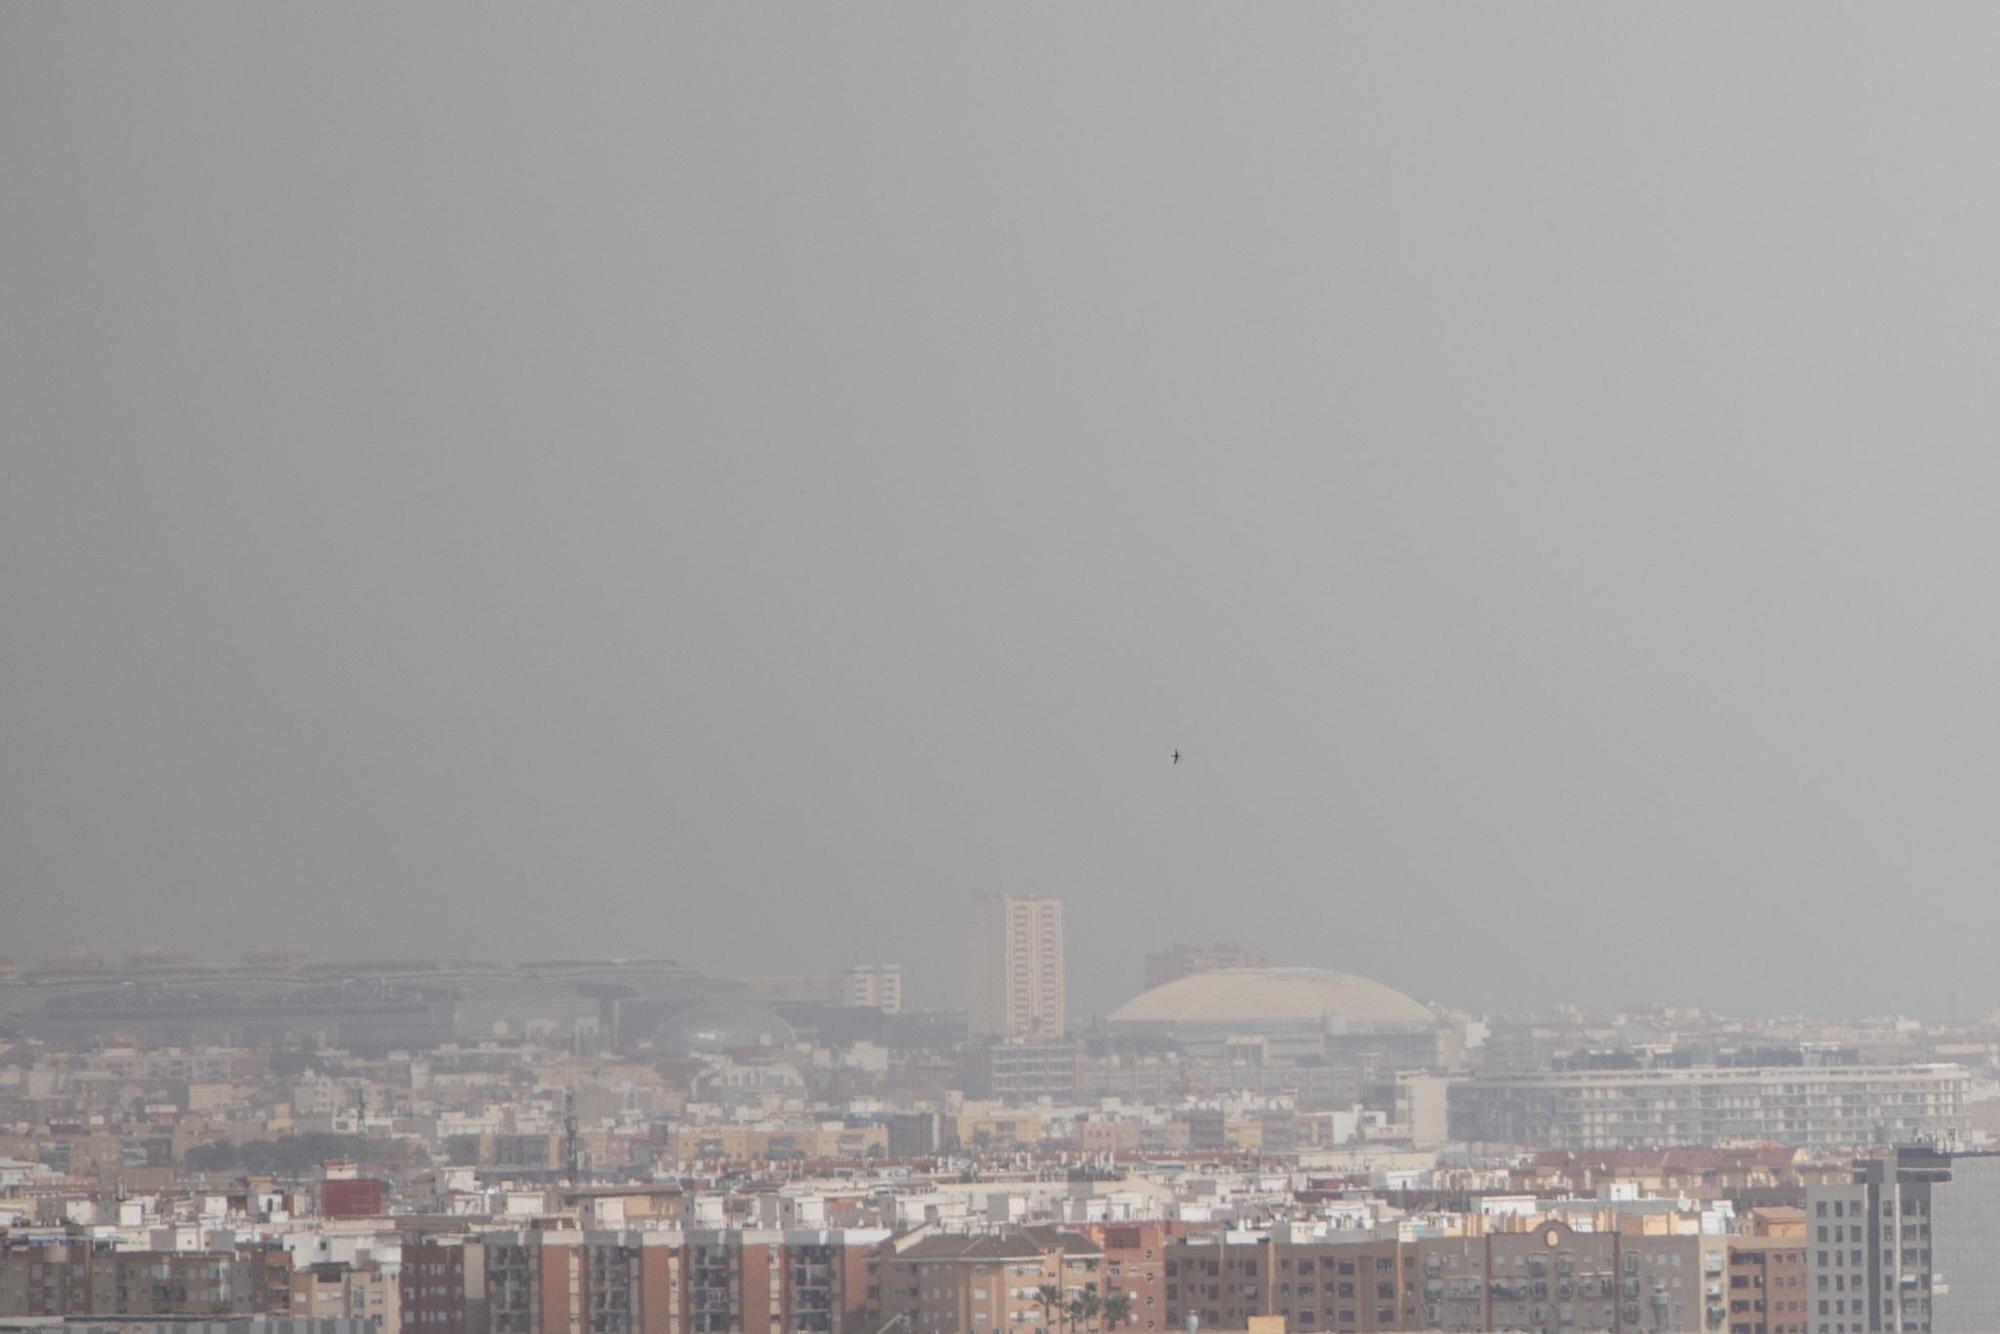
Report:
967,893,1065,1040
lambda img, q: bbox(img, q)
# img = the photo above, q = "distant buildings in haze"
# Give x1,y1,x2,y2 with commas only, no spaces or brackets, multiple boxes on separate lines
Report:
743,963,904,1012
967,893,1065,1041
1451,1062,1969,1152
1144,940,1267,991
838,963,903,1013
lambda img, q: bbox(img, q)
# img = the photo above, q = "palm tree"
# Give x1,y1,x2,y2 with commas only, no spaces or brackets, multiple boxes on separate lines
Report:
1035,1284,1063,1333
1068,1289,1103,1331
1101,1291,1134,1330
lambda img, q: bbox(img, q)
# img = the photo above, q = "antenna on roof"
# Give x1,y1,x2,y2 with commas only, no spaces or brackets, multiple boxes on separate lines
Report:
562,1086,584,1185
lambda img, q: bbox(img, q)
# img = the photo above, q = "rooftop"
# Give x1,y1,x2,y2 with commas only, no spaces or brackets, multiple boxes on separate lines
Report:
1107,967,1433,1028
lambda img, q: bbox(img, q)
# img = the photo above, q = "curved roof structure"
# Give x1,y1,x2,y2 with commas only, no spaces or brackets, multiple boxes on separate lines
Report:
650,999,796,1055
1107,966,1433,1028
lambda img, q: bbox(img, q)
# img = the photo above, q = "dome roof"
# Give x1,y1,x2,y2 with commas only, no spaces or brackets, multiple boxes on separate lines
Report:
1107,967,1432,1028
650,999,796,1055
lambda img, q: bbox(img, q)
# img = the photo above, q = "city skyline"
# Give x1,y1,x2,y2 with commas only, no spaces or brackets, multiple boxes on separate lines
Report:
16,6,2000,1333
6,928,2000,1333
3,932,1993,1033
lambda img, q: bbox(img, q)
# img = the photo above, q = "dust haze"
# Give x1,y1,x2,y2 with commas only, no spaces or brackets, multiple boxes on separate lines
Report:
6,5,2000,1019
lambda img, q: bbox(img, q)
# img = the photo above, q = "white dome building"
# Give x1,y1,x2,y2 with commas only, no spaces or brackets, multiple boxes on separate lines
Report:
1109,966,1433,1030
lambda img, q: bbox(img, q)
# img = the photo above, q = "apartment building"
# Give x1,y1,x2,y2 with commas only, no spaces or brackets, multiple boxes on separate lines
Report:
0,1239,96,1318
1163,1225,1727,1333
872,1228,1103,1333
0,1239,291,1320
1587,1228,1719,1333
1450,1065,1969,1150
967,895,1065,1041
947,1109,1049,1153
661,1123,888,1164
477,1227,884,1334
289,1260,397,1333
402,1237,490,1334
1165,1233,1419,1333
1727,1237,1807,1334
1089,1223,1169,1333
838,965,903,1014
1805,1146,2000,1334
21,1321,376,1334
1421,1226,1622,1334
961,1042,1080,1103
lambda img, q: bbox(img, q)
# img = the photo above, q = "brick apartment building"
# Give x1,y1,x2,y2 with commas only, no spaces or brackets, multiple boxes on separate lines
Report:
1167,1231,1417,1333
1163,1223,1730,1333
403,1236,490,1334
1088,1222,1170,1332
871,1228,1104,1332
1726,1237,1808,1334
320,1176,389,1219
0,1237,294,1320
418,1227,884,1334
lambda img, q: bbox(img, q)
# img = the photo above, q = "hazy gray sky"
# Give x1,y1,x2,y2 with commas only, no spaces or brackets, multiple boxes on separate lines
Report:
7,6,2000,1020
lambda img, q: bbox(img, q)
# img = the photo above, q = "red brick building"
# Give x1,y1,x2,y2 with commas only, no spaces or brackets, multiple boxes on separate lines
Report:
321,1176,388,1218
1087,1222,1172,1331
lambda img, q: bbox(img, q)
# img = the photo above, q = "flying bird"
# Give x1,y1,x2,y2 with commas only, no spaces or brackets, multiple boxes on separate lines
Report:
1171,750,1181,765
